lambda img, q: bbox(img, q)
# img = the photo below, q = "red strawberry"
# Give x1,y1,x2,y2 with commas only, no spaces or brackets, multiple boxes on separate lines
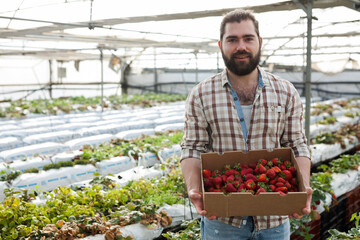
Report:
269,184,276,192
245,173,257,182
275,182,284,187
225,169,239,176
225,183,237,192
272,166,281,174
311,205,317,210
237,183,246,192
266,168,276,180
259,159,268,166
279,191,286,195
203,169,211,179
288,167,296,175
258,164,267,174
208,187,215,192
271,158,281,166
212,176,222,189
257,174,269,183
285,181,292,189
249,163,257,170
241,168,253,176
283,161,292,168
290,177,297,186
255,187,266,195
275,187,287,193
204,178,213,188
213,189,222,192
282,170,292,181
245,179,256,190
227,175,235,182
277,177,286,183
235,176,243,182
222,174,227,183
280,164,287,171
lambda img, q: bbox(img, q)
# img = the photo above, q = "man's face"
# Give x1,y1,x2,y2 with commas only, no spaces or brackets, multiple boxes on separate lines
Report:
219,20,262,76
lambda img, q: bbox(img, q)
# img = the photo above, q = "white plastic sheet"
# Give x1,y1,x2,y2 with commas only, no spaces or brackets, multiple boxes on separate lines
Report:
154,116,184,126
0,142,71,163
96,156,135,176
154,123,184,132
20,119,65,129
0,137,24,152
115,129,155,140
0,127,50,138
331,170,360,197
23,130,81,145
65,134,114,150
0,181,9,202
9,157,52,172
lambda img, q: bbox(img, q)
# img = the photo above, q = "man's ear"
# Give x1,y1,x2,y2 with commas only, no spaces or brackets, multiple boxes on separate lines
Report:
218,40,222,50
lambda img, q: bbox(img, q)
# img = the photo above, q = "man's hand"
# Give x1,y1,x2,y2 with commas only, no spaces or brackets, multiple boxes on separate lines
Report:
291,187,313,219
188,189,216,220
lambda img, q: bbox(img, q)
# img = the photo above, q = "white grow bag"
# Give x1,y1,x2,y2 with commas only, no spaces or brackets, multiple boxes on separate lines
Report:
0,127,50,138
23,130,81,145
154,122,184,132
0,137,24,152
0,142,71,163
8,157,52,172
12,164,97,192
65,134,114,150
95,156,135,176
115,129,155,140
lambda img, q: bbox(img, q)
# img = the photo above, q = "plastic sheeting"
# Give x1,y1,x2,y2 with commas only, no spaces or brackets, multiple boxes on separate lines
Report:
65,134,114,150
0,142,70,162
96,156,135,176
0,137,24,152
115,128,155,140
23,130,81,145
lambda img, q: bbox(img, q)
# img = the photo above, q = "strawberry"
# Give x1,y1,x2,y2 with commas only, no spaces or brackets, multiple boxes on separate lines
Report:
203,169,211,179
237,183,246,192
213,189,222,192
245,179,256,190
283,161,292,168
269,184,276,192
315,200,321,205
280,164,287,171
272,166,281,174
249,163,257,170
241,168,253,176
271,158,281,166
222,174,227,183
281,170,292,181
257,174,269,183
234,163,242,171
275,187,287,193
259,159,267,166
266,168,276,179
212,176,222,189
290,177,297,186
208,187,215,192
258,164,267,174
279,191,286,195
225,169,239,176
311,205,317,210
235,176,243,182
285,181,292,189
288,166,296,175
204,178,213,188
269,179,277,185
277,177,286,183
256,187,266,195
245,173,257,182
227,175,235,182
275,182,284,187
225,183,237,192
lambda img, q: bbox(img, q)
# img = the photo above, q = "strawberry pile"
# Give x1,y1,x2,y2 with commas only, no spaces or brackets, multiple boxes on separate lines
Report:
202,158,298,195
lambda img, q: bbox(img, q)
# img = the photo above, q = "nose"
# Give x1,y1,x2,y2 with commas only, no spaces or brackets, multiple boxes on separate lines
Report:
236,39,246,51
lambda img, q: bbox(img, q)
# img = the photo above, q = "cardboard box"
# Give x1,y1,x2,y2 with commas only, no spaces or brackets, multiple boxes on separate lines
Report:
201,147,307,217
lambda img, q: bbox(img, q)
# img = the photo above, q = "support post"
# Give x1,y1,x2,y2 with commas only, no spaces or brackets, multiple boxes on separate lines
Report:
49,59,53,99
304,0,312,145
99,48,104,112
154,48,158,93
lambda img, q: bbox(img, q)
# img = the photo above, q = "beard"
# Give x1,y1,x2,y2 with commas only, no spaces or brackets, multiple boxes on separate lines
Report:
221,49,261,76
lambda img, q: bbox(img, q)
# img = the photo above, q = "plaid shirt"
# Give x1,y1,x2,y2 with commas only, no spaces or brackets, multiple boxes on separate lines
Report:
181,66,310,230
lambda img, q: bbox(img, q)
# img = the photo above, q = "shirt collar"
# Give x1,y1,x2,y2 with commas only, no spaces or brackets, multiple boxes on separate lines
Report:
221,66,267,88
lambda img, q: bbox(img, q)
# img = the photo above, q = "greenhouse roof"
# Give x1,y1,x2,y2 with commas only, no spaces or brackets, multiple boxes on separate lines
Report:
0,0,359,69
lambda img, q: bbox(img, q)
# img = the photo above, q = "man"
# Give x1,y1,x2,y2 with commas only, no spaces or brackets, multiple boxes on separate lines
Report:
180,9,312,240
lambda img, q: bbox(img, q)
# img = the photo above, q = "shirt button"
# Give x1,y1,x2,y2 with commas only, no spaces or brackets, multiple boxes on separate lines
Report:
240,118,244,122
234,97,238,101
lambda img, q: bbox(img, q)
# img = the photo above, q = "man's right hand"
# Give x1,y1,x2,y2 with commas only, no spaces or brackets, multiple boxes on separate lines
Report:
188,189,216,220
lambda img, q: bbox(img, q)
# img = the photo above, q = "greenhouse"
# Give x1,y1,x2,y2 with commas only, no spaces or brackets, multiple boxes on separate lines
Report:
0,0,359,239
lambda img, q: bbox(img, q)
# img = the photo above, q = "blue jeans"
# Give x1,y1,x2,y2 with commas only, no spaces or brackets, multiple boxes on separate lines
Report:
201,216,290,240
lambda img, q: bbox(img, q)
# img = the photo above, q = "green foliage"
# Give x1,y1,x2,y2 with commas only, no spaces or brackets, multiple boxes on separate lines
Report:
317,116,337,125
328,212,360,239
162,219,201,240
1,93,187,118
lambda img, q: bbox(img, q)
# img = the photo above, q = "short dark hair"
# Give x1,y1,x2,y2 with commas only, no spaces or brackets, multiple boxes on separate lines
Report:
220,9,260,41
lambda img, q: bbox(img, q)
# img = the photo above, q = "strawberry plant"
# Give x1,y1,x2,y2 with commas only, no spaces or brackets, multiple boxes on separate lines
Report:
328,212,360,239
162,219,200,240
